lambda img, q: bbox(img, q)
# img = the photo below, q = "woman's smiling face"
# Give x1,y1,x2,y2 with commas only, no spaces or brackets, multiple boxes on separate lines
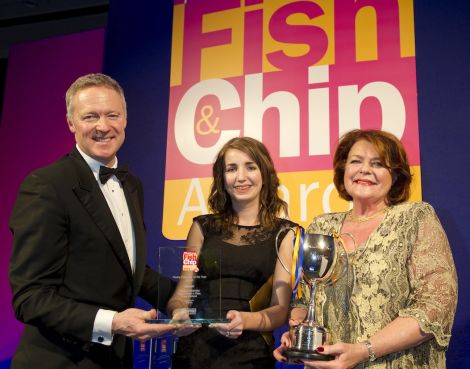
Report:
223,148,262,207
343,140,393,205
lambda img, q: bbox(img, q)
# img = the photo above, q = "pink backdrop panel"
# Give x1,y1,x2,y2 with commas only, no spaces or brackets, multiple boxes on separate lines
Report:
0,29,104,361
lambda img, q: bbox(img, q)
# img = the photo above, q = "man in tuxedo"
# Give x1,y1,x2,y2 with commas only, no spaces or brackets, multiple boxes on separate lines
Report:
9,73,175,369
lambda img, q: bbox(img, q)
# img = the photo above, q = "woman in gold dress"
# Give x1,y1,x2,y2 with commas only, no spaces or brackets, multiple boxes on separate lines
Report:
274,129,458,368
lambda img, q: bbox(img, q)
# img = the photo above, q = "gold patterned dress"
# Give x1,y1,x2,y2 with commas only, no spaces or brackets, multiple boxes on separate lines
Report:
299,201,458,369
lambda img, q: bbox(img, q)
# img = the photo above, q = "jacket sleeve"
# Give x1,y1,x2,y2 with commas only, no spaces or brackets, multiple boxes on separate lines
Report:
9,173,98,343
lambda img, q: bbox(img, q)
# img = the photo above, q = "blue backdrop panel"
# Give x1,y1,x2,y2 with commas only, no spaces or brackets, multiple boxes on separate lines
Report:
414,1,470,367
104,0,178,266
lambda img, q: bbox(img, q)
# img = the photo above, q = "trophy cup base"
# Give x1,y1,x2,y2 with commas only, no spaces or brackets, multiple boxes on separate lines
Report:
285,348,334,362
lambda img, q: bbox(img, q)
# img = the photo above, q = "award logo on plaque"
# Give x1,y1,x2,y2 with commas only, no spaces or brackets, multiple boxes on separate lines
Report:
152,245,229,324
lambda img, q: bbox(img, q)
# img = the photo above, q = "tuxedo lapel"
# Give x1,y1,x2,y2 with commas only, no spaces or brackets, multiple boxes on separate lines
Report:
68,149,134,281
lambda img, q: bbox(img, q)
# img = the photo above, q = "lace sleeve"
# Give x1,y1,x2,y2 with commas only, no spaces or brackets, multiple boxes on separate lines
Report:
399,203,458,347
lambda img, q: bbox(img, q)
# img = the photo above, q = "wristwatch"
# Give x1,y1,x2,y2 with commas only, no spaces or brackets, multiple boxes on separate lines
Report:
363,340,377,362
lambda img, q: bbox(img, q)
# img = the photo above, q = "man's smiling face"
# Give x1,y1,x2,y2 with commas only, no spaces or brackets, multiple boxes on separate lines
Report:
67,86,127,166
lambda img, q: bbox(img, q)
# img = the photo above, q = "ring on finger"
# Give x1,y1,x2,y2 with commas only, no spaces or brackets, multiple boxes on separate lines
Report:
226,331,231,337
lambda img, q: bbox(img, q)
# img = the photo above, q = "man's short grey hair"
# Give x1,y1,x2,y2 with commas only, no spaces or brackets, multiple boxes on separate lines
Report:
65,73,127,120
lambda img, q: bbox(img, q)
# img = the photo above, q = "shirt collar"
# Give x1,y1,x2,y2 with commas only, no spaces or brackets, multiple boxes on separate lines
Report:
75,144,118,181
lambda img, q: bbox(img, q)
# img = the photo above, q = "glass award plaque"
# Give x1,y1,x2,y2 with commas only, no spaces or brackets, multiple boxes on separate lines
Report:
150,245,229,324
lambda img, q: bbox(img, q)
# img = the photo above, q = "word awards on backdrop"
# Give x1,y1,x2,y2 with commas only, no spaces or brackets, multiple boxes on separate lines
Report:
162,0,422,240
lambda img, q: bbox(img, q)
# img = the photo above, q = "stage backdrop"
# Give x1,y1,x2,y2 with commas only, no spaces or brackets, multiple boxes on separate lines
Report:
104,0,469,368
162,0,422,239
1,0,469,368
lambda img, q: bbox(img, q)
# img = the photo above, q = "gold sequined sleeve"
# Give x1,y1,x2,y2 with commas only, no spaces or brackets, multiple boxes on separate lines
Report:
398,202,458,347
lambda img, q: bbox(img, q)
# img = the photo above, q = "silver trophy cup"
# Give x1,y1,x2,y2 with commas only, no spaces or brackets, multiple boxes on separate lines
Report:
285,233,347,362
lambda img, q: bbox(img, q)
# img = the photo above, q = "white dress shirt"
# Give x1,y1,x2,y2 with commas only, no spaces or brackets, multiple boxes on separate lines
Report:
76,145,136,345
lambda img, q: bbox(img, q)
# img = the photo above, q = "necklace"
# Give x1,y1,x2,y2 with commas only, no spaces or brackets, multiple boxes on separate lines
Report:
347,207,388,223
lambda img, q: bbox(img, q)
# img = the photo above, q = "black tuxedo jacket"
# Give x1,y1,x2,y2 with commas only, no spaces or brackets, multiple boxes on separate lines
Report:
9,149,174,369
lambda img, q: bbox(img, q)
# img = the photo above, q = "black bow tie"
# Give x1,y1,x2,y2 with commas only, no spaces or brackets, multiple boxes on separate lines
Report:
99,165,129,184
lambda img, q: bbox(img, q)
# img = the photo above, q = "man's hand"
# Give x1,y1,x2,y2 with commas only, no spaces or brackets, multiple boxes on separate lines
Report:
112,308,176,342
171,308,201,337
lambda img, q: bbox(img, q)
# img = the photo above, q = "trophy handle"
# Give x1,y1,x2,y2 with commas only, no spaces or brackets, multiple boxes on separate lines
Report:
334,232,353,286
275,225,303,274
338,232,357,252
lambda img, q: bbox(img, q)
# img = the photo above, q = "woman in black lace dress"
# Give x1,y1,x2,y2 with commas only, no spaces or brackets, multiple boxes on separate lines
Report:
168,137,297,369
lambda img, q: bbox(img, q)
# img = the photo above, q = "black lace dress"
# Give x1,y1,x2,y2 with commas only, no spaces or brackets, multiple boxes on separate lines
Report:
171,214,297,369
